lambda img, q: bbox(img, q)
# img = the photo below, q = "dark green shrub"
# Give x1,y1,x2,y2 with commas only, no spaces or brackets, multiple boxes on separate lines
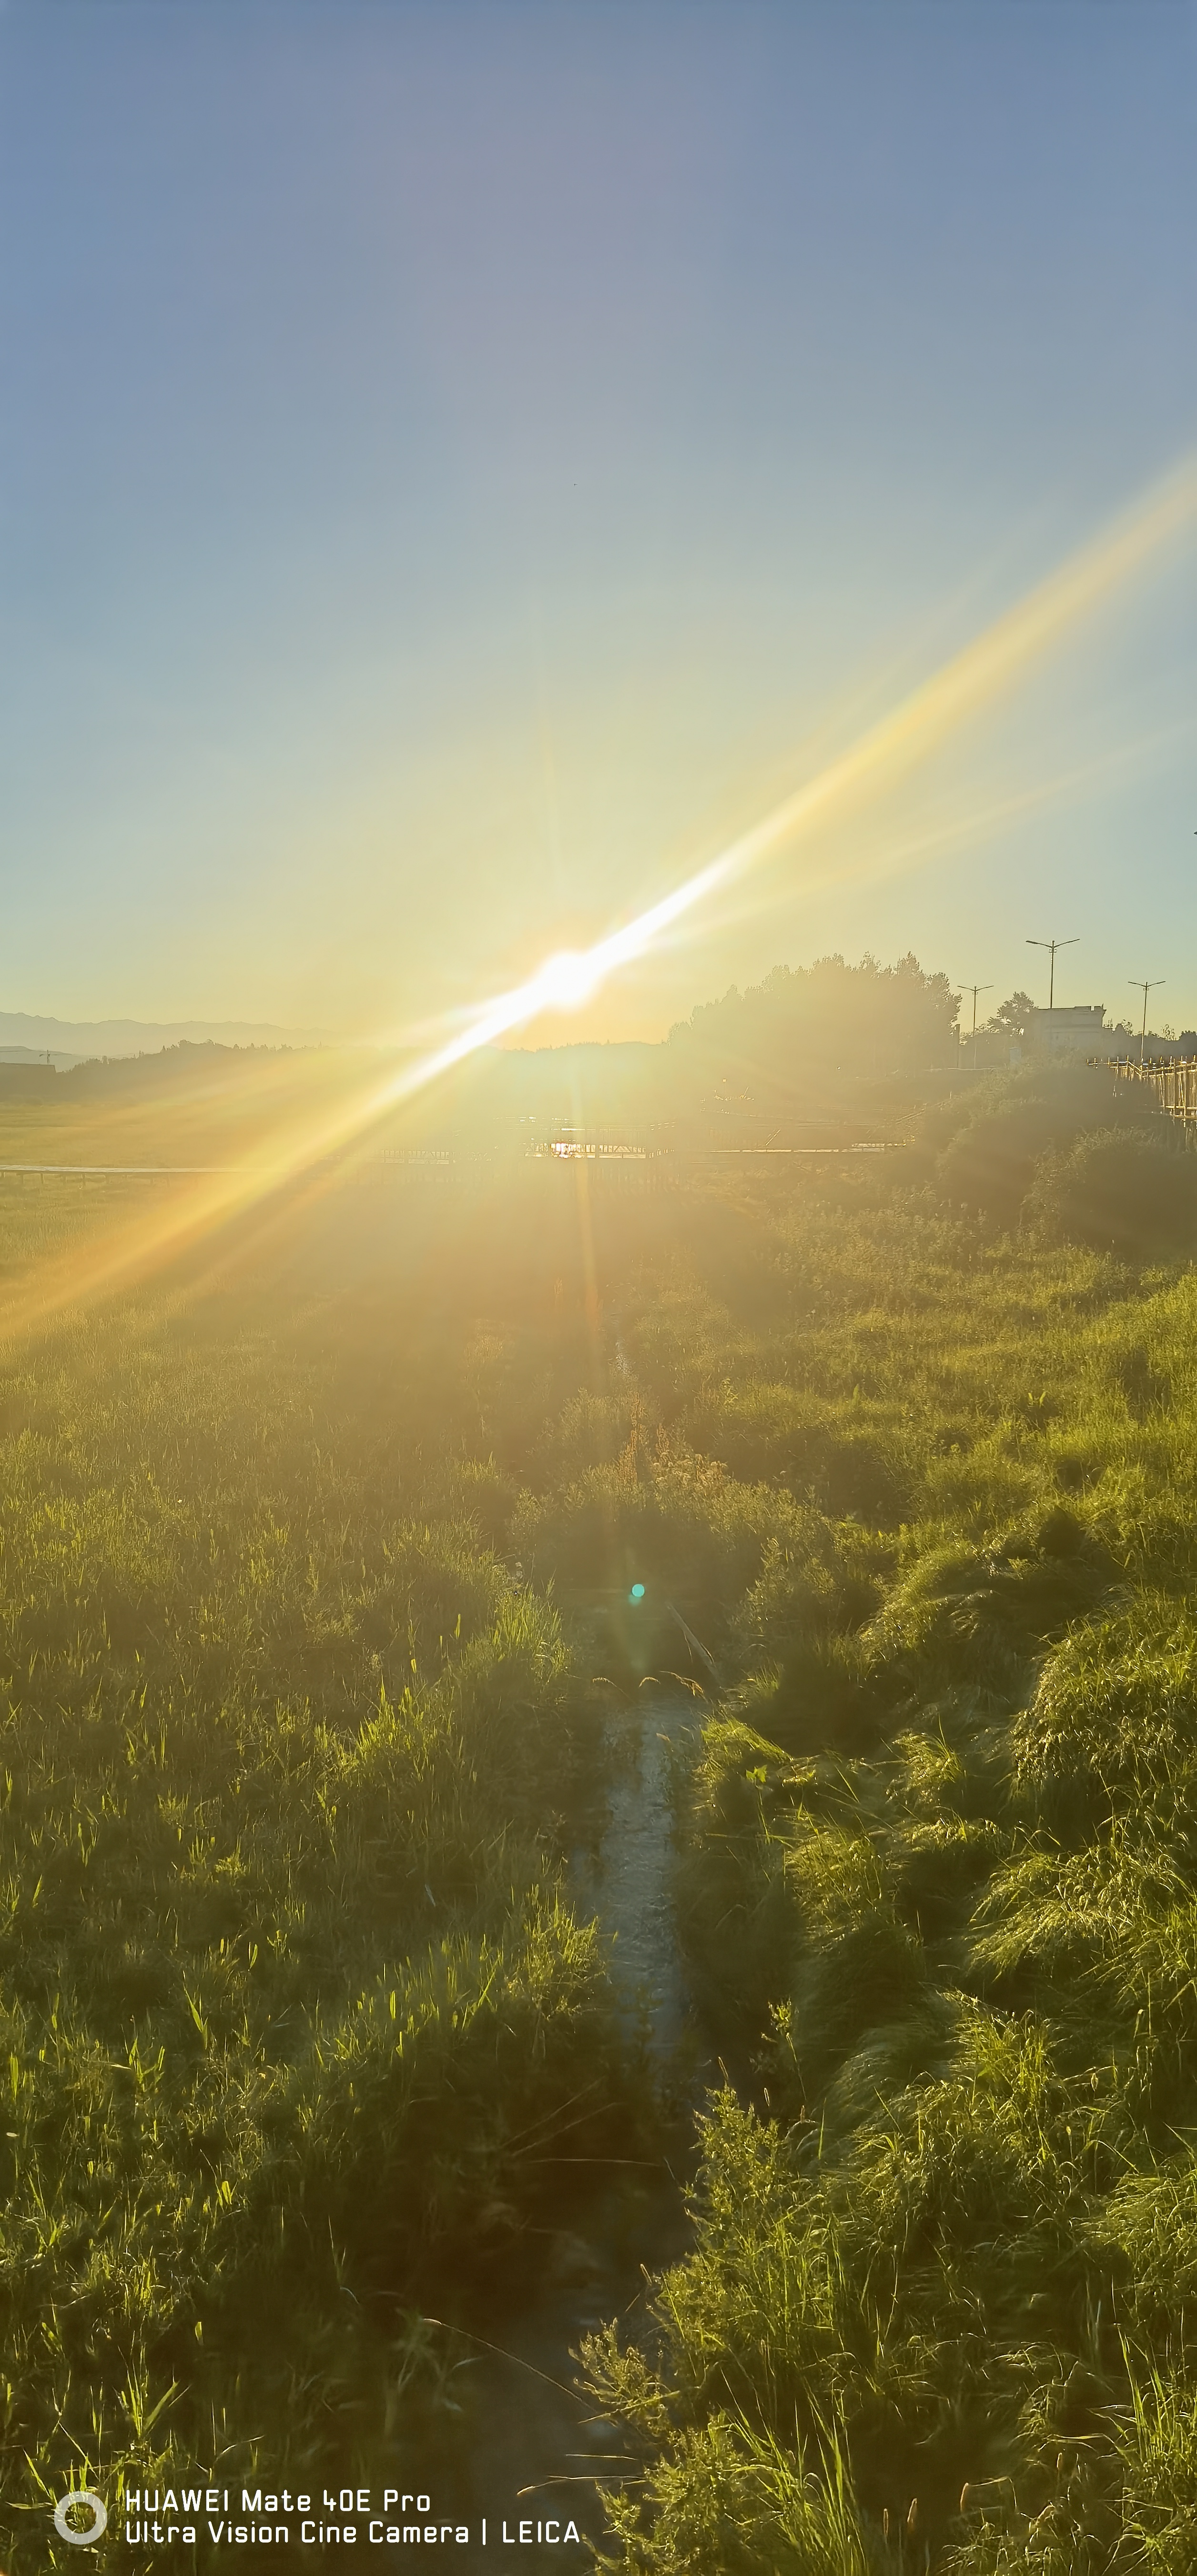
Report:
1025,1125,1197,1260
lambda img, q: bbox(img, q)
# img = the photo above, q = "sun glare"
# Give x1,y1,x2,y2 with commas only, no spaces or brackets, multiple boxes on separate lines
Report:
377,449,1196,1120
534,950,605,1013
1,450,1192,1349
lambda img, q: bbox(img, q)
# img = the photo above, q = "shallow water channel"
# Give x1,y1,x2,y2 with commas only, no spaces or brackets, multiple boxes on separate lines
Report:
392,1701,704,2568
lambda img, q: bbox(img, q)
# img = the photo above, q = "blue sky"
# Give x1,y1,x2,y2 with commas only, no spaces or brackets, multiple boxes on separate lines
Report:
1,1,1193,1038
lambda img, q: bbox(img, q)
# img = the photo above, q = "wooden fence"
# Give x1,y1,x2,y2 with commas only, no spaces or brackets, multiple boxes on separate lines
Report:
1106,1058,1197,1131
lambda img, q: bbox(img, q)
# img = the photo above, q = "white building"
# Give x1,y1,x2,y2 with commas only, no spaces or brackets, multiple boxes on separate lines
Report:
1028,1004,1106,1056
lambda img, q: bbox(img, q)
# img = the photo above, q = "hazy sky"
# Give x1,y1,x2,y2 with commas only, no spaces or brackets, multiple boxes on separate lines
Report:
2,1,1194,1040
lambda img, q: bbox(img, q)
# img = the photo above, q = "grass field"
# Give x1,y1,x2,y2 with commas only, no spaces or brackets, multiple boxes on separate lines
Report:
3,1058,1197,2570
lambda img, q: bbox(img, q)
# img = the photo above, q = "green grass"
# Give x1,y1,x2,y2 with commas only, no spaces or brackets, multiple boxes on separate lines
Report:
0,1253,637,2566
4,1068,1197,2570
544,1154,1197,2570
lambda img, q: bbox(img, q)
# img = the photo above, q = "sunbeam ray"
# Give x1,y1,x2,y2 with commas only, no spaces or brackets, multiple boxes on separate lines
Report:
1,453,1192,1344
381,453,1196,1088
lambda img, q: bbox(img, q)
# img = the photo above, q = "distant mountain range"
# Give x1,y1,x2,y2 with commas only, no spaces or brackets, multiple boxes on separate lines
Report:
0,1011,321,1067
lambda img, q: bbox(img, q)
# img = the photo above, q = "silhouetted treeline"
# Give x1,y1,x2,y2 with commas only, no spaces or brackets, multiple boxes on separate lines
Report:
56,1038,295,1095
666,951,959,1087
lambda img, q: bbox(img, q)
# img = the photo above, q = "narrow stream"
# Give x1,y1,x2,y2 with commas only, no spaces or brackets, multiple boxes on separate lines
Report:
571,1703,693,2064
390,1700,703,2566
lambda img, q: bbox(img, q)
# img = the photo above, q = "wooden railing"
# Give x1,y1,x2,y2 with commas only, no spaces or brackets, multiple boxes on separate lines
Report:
1105,1057,1197,1128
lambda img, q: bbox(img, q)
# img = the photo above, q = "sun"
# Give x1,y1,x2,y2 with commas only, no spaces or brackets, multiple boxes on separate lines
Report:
533,950,604,1013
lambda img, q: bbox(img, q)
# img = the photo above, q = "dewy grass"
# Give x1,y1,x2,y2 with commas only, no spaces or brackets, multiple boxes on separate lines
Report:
0,1257,641,2565
554,1167,1197,2566
4,1093,1197,2567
